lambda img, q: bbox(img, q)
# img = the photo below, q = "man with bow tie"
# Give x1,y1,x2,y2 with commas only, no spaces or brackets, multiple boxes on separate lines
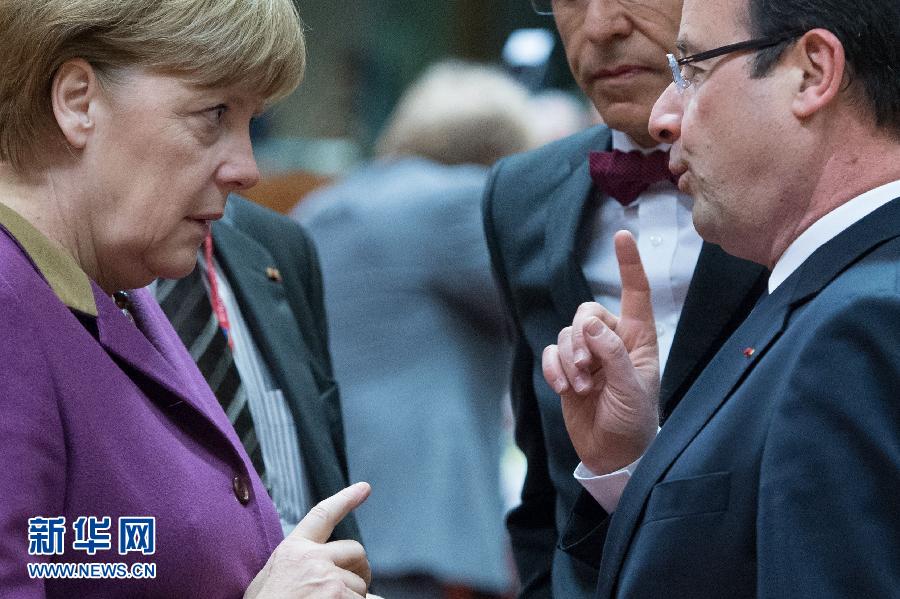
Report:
481,1,767,596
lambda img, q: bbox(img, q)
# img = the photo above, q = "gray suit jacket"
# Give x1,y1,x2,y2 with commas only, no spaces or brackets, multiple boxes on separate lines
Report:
211,195,361,543
294,158,513,592
482,125,767,598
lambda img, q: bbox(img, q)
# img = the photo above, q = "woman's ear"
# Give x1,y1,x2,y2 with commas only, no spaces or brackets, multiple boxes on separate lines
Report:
51,59,102,150
790,28,846,120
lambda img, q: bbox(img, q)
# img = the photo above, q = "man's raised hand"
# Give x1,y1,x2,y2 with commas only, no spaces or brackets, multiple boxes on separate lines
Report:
542,231,660,474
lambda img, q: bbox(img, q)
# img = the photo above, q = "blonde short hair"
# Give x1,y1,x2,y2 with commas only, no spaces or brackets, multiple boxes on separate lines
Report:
0,0,305,173
376,61,535,167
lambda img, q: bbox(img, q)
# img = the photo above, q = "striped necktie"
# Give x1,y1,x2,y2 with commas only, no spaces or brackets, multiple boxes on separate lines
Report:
157,267,266,479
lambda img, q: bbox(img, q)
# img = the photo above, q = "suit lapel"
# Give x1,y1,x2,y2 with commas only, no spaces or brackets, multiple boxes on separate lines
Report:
94,285,225,427
211,218,349,501
659,243,767,414
595,284,792,598
546,129,612,320
213,219,314,368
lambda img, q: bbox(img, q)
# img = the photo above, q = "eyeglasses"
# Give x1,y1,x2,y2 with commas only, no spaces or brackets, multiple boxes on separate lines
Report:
530,0,554,15
667,32,802,92
531,0,656,16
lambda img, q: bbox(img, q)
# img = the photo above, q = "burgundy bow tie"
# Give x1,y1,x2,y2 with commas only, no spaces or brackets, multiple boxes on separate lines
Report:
589,149,680,206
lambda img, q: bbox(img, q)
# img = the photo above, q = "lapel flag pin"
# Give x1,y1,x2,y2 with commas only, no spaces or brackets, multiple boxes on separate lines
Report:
266,267,282,283
743,347,756,358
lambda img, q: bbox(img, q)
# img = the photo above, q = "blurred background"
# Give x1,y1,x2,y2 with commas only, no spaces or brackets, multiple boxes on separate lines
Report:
245,5,596,596
245,0,586,213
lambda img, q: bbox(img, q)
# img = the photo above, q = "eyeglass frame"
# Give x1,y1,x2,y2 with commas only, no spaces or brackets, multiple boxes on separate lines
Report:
667,31,804,92
529,0,554,15
529,0,650,16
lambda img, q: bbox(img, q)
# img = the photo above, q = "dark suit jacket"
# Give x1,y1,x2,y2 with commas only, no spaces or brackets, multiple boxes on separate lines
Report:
482,125,767,598
209,195,360,543
594,197,900,599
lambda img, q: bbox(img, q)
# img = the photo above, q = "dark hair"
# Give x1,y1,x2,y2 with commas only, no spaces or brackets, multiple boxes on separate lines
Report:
748,0,900,137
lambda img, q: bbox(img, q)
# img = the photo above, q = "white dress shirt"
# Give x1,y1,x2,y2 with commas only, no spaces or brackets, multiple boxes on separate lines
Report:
577,179,900,513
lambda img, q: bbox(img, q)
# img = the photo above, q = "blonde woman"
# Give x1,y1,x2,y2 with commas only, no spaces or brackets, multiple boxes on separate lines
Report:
0,1,370,597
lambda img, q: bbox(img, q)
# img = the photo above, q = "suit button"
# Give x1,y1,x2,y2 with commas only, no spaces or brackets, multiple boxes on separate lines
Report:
232,475,251,505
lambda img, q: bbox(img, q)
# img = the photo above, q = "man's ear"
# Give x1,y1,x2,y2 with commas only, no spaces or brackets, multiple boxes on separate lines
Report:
51,59,103,150
790,28,846,119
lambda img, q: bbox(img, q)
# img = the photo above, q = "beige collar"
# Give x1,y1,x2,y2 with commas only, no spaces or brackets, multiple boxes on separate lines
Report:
0,201,97,316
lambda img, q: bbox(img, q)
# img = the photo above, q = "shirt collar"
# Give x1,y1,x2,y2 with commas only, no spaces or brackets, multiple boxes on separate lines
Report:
611,130,671,155
0,201,98,316
769,179,900,293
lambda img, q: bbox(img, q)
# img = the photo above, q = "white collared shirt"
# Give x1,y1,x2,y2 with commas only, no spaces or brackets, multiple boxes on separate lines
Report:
581,130,703,370
577,179,900,513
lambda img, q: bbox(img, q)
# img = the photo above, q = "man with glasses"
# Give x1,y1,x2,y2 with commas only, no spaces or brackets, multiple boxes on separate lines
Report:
544,0,900,596
482,1,766,596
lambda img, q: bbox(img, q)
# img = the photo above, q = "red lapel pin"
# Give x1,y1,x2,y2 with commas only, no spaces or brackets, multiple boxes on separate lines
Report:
265,267,282,283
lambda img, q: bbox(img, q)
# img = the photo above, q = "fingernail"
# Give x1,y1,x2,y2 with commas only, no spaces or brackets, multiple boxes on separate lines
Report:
553,378,568,394
574,374,590,393
352,482,371,500
574,350,589,365
586,318,603,337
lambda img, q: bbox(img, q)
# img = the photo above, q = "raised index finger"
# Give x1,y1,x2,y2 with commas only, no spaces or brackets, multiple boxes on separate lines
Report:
292,482,371,544
614,230,653,325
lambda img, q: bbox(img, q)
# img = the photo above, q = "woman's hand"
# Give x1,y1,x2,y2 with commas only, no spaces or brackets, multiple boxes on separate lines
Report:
245,482,372,599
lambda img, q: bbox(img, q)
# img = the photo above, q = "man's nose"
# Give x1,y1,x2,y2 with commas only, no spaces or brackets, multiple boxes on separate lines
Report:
582,0,633,43
649,82,682,144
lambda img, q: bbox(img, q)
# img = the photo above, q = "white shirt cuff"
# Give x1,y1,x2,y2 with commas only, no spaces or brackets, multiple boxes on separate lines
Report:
573,427,660,513
574,457,643,514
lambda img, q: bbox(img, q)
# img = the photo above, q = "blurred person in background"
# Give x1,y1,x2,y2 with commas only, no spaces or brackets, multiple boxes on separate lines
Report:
293,61,534,599
0,1,374,597
527,90,595,146
482,1,767,596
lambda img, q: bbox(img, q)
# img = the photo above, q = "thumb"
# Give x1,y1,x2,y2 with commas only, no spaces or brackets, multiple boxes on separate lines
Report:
292,482,371,544
614,230,653,325
583,317,638,386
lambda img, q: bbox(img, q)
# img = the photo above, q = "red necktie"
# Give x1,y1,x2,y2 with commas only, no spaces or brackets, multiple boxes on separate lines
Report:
589,149,680,206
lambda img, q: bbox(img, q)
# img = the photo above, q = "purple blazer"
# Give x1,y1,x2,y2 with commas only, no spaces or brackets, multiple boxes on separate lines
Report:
0,226,283,597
